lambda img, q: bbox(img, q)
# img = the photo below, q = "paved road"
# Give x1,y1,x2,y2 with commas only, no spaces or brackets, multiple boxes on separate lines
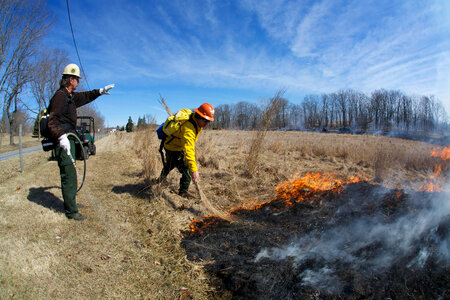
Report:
0,145,42,161
0,134,108,161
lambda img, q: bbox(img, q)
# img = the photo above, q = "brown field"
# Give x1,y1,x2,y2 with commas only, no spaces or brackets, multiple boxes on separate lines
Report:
0,130,445,299
0,135,41,154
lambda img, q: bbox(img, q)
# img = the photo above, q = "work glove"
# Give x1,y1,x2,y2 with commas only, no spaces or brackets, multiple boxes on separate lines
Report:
58,134,71,157
99,84,115,95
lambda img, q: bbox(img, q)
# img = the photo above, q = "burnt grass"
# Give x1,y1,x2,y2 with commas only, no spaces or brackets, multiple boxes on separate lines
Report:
181,182,449,299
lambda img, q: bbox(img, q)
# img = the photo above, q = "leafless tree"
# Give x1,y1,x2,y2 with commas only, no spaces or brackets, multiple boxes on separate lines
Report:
0,0,52,144
4,59,31,144
28,48,68,138
272,97,288,129
214,104,231,129
77,103,106,133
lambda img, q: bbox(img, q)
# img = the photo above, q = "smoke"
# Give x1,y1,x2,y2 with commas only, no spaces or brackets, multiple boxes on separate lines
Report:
254,181,450,294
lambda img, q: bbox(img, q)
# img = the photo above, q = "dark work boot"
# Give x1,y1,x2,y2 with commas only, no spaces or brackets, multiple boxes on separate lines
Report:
68,213,86,221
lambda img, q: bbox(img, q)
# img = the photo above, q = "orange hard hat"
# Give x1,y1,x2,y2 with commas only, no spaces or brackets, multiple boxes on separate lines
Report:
195,103,215,121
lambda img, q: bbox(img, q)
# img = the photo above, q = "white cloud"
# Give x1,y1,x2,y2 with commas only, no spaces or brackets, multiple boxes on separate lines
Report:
53,0,449,116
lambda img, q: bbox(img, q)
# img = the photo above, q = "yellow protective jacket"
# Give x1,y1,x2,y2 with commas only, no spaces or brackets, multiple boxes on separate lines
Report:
163,111,202,172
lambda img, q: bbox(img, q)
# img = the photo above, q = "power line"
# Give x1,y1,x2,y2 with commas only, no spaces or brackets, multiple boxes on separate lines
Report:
66,0,90,90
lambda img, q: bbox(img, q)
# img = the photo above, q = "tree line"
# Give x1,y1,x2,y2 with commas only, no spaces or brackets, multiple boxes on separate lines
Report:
0,0,104,145
212,89,448,134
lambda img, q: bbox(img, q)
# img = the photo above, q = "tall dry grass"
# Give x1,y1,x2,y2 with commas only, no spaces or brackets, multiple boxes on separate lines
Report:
194,130,442,200
246,90,285,177
158,94,173,116
133,126,162,184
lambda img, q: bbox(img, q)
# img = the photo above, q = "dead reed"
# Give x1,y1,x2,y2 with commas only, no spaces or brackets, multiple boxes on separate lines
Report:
132,127,161,183
246,90,285,177
194,182,231,220
158,94,173,116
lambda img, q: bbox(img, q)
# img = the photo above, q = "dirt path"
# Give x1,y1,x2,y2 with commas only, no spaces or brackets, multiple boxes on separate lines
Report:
0,135,211,299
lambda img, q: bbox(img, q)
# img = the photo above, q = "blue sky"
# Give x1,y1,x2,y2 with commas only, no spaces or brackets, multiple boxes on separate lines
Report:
44,0,450,127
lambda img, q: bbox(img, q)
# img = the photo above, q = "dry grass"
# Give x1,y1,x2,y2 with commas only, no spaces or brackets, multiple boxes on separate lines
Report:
0,130,445,299
133,126,162,183
0,135,41,154
246,90,284,176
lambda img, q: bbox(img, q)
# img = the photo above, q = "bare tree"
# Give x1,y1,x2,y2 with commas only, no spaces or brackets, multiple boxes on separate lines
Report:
77,103,106,133
28,48,68,138
0,0,52,144
214,104,231,129
272,97,288,129
302,95,320,129
4,59,30,144
233,101,251,129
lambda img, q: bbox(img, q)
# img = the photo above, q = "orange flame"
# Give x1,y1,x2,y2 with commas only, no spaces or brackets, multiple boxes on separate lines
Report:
275,173,340,205
431,146,450,160
274,172,361,203
420,146,449,192
187,173,364,236
228,173,361,214
187,216,226,236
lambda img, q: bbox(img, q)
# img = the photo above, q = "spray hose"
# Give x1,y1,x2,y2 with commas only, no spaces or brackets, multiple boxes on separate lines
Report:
66,132,87,193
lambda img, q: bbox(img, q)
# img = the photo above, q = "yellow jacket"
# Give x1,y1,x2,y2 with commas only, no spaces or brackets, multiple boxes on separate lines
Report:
163,114,202,172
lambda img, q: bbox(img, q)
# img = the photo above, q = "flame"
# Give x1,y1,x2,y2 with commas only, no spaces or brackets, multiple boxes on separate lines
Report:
274,172,361,204
431,146,450,160
419,146,449,192
187,173,364,236
395,190,403,201
186,148,450,237
187,216,226,236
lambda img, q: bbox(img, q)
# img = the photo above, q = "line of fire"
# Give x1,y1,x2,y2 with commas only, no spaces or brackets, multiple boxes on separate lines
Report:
181,146,449,299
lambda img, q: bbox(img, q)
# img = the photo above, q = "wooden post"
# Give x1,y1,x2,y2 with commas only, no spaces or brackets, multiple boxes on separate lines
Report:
19,124,24,172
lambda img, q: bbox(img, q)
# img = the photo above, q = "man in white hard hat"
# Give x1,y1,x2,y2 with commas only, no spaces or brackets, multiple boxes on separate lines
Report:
47,63,114,221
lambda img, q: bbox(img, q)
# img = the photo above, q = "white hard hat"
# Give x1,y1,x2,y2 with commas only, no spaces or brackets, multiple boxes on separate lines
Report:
62,63,82,78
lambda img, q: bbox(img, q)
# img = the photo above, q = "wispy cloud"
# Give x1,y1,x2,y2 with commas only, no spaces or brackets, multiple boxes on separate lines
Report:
47,0,449,123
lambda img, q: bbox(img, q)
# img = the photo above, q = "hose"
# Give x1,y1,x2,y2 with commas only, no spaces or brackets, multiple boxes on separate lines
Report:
66,132,87,193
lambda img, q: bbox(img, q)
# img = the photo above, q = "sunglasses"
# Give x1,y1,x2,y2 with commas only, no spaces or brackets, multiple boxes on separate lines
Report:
201,118,210,123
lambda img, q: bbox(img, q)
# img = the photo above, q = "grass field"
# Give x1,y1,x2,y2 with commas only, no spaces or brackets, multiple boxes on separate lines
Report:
0,135,41,155
0,130,446,299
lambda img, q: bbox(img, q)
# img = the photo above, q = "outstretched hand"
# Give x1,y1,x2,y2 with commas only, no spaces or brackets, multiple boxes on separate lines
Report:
99,84,115,95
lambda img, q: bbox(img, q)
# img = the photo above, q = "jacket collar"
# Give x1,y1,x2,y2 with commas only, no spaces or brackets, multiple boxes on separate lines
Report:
61,87,73,100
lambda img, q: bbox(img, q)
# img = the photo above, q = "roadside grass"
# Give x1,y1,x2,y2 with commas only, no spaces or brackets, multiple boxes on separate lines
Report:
0,135,41,155
0,133,213,299
0,130,444,299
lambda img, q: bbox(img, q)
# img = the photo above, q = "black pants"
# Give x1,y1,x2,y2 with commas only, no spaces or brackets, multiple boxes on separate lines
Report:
159,149,191,193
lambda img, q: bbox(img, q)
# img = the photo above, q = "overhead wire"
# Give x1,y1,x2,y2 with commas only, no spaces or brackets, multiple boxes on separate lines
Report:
66,0,90,90
66,0,101,115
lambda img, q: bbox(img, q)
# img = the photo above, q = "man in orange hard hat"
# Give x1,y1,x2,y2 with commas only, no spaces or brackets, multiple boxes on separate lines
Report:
158,103,214,198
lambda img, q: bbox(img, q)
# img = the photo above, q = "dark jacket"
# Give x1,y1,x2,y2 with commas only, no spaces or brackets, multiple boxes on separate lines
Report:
48,88,100,139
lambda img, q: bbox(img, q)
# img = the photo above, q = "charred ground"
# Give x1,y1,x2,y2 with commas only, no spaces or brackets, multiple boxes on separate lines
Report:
182,182,449,299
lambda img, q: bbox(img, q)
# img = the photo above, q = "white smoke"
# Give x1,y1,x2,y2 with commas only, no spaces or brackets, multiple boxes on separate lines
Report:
254,184,450,293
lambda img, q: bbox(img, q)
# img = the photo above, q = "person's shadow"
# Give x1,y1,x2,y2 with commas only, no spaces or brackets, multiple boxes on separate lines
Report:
27,186,64,213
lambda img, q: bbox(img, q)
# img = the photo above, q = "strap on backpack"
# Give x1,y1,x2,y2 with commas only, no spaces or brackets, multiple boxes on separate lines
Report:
187,113,199,136
159,112,199,167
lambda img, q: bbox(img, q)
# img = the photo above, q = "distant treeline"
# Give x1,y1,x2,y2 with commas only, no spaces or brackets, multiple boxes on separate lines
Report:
212,89,449,134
